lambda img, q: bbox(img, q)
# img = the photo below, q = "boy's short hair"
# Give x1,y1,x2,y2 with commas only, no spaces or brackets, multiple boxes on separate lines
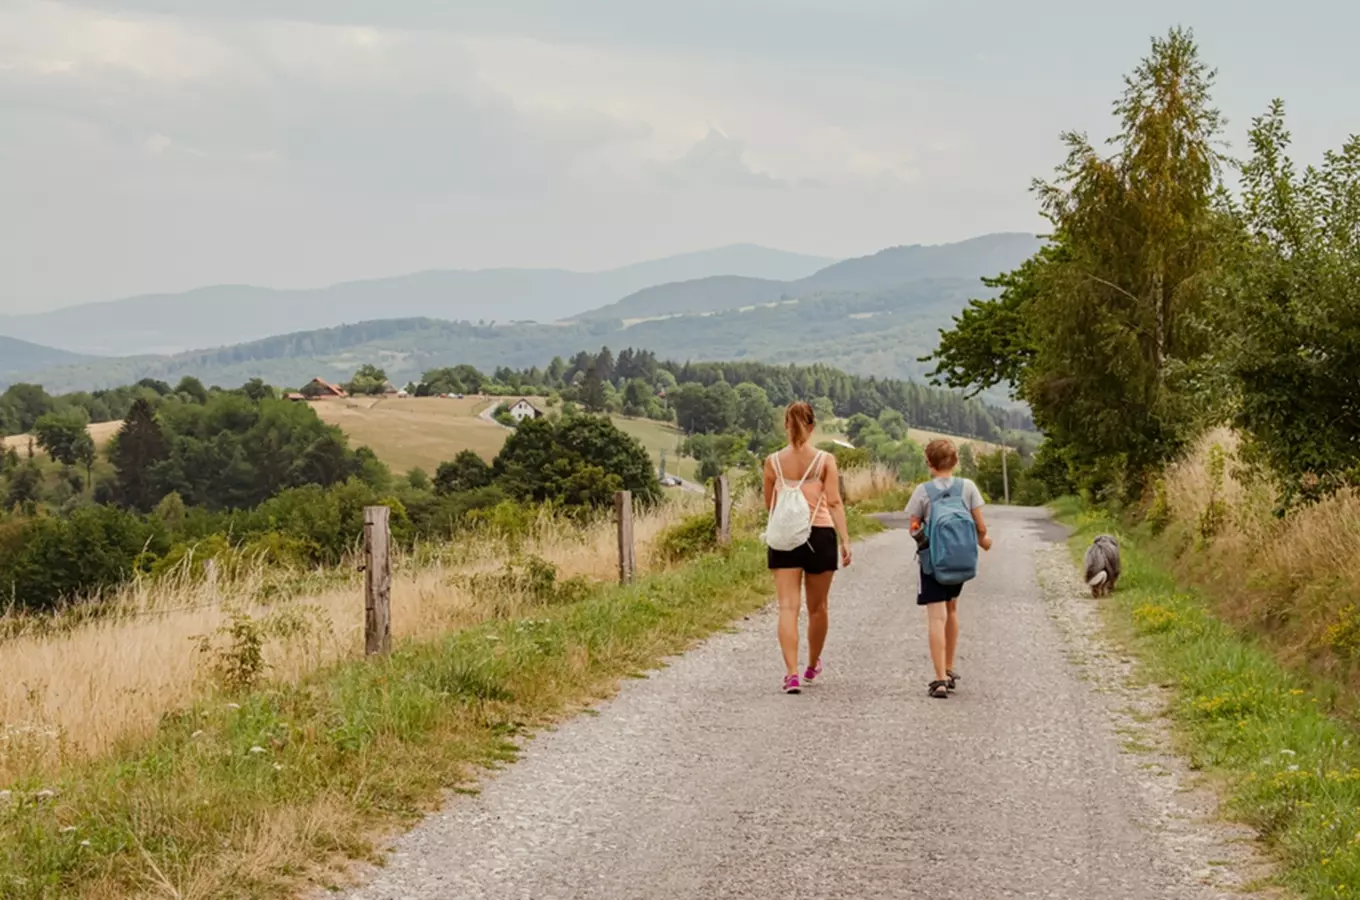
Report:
925,438,959,471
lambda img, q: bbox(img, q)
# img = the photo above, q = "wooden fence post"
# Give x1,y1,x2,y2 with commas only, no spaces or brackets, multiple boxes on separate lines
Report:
714,475,731,547
363,505,392,656
838,472,849,505
615,490,635,584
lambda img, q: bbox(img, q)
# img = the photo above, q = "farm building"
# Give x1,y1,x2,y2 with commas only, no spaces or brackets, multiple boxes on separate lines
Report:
299,378,348,400
508,399,543,422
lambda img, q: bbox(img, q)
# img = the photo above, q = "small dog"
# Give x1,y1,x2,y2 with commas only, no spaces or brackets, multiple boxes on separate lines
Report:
1083,534,1121,598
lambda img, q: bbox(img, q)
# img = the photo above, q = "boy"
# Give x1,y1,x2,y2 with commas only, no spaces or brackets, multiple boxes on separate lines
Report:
906,439,992,699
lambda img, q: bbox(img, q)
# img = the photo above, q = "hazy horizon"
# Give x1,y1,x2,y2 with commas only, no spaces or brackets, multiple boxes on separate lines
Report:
3,0,1359,314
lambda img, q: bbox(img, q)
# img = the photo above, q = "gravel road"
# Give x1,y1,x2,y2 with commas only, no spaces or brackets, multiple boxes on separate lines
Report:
342,507,1261,899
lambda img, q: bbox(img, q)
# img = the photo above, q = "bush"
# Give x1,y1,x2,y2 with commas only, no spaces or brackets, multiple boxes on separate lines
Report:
0,506,170,612
652,513,719,565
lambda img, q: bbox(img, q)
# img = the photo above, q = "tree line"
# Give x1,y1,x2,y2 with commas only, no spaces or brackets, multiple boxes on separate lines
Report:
1,380,657,613
925,27,1359,509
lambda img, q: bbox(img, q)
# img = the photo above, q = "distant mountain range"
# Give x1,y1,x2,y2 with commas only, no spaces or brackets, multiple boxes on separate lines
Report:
574,233,1040,322
0,336,89,381
4,233,1044,408
0,244,836,357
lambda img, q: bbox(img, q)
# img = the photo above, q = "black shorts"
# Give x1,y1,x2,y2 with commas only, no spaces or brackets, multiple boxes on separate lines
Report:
917,566,964,605
767,526,839,574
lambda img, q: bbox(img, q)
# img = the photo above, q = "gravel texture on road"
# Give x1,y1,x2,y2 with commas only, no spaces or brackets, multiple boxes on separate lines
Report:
342,507,1264,899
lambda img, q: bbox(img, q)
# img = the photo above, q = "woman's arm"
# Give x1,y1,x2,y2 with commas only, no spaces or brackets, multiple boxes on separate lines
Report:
822,455,853,565
762,455,777,512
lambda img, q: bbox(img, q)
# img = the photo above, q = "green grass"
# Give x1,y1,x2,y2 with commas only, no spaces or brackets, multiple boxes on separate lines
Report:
0,543,774,899
1055,498,1360,897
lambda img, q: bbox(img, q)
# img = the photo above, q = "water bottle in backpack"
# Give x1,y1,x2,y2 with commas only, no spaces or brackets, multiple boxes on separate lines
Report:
921,480,978,585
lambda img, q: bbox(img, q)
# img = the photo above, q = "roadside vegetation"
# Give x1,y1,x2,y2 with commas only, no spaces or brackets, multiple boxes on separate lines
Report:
0,464,892,898
1058,494,1360,897
921,26,1360,896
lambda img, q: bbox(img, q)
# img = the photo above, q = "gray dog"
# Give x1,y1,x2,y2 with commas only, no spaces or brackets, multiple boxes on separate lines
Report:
1083,534,1121,597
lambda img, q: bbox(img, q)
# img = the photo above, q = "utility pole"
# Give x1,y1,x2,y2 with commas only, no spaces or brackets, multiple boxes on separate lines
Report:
659,448,667,479
1001,440,1011,505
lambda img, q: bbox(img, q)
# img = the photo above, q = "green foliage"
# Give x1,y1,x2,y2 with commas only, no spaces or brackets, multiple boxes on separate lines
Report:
1218,100,1360,505
434,450,493,495
343,364,391,396
0,506,170,612
652,513,722,566
458,555,591,616
1058,505,1360,895
109,398,169,512
930,28,1226,498
33,407,90,467
494,415,659,509
4,461,43,511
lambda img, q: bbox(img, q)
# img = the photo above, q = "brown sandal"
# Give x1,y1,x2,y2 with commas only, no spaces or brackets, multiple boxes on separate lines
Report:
928,680,949,699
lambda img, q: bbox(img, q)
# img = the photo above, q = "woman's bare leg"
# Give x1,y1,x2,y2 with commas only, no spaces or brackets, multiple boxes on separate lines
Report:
945,598,960,673
774,568,804,675
926,602,949,681
803,571,834,669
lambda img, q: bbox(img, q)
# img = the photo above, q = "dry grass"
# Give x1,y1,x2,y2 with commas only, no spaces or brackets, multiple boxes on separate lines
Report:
840,464,901,504
2,419,121,452
310,396,508,473
1153,428,1360,688
0,494,706,783
907,427,998,456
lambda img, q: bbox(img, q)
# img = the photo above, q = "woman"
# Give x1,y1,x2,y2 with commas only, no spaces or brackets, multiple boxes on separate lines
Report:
763,401,852,694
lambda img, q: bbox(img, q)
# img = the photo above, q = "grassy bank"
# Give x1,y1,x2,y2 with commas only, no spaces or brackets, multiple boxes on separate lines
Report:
1056,498,1360,897
0,541,777,898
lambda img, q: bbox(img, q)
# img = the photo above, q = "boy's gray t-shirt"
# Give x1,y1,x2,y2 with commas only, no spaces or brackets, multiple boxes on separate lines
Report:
905,476,985,524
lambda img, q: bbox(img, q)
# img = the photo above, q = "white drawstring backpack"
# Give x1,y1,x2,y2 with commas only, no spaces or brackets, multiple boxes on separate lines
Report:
763,450,825,551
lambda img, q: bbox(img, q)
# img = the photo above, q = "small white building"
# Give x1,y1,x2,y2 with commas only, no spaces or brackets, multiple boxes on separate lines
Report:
508,398,543,422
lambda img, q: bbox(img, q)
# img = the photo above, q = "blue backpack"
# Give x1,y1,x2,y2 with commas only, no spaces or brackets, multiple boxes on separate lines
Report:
922,480,979,585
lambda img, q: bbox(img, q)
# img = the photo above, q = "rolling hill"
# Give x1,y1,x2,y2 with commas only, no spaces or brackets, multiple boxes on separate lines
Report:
10,278,1003,400
0,244,835,357
0,335,90,380
576,233,1041,322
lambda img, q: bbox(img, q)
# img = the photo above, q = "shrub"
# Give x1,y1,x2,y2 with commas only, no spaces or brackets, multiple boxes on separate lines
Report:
652,513,719,566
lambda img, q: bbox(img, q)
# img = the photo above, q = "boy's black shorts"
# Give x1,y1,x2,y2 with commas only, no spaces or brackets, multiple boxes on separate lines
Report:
917,566,964,606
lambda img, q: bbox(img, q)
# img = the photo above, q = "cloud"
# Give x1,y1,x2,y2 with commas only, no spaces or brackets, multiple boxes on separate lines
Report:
653,127,786,190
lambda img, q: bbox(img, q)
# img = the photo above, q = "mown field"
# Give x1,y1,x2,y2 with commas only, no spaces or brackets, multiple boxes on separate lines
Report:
309,396,510,474
306,396,997,482
2,420,122,452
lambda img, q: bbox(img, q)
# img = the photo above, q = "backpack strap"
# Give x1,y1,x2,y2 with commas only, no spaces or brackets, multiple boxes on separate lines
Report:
923,479,953,502
770,452,786,484
794,450,825,488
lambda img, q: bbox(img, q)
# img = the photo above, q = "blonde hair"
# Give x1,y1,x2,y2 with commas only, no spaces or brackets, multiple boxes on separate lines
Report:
784,401,815,447
925,438,959,471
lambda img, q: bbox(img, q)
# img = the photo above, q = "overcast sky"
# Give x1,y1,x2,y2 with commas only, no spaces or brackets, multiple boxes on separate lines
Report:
3,0,1358,313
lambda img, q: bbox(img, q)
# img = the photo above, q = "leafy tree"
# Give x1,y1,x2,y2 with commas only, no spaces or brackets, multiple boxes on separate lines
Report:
344,364,390,396
435,450,493,495
241,378,273,402
34,408,91,468
110,398,170,512
175,376,209,404
928,27,1226,494
734,382,778,436
1215,101,1360,504
580,363,607,413
494,416,659,508
74,431,96,490
2,446,19,474
5,462,43,510
0,384,54,435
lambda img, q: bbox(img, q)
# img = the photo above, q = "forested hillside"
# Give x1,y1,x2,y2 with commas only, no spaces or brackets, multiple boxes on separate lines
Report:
0,244,834,357
12,278,1005,403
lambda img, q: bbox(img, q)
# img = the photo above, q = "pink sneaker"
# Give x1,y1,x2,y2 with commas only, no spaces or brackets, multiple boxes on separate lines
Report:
803,660,823,684
782,674,801,694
